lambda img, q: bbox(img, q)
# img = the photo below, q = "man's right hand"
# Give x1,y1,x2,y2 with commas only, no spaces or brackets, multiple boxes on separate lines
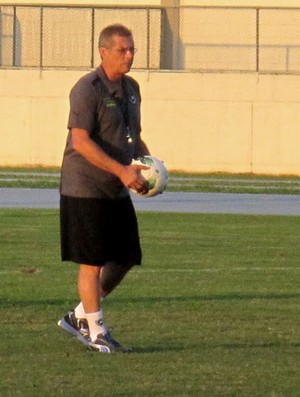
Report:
119,164,150,195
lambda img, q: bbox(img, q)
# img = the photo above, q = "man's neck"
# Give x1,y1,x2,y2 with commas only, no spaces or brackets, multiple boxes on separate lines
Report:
100,64,122,82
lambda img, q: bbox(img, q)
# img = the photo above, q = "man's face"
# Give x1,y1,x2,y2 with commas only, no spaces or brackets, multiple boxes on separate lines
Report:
100,34,135,80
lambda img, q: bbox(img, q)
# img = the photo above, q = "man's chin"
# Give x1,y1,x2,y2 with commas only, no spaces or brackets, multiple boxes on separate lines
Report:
123,64,132,74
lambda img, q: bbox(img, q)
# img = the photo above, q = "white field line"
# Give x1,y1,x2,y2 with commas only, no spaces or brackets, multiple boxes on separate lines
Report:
0,267,300,275
136,267,300,273
1,172,300,192
0,172,60,177
2,267,300,275
1,172,300,184
0,266,300,274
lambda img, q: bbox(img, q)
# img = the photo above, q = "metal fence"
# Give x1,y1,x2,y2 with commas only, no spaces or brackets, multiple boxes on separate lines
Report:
1,4,300,73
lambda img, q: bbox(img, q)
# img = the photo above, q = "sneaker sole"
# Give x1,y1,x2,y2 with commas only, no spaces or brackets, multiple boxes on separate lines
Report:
89,336,132,353
57,318,90,348
88,342,111,353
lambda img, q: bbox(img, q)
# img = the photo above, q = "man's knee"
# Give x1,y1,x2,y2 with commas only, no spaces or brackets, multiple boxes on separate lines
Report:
79,264,102,279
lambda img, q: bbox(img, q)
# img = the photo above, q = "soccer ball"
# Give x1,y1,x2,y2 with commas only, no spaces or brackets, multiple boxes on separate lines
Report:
131,155,168,198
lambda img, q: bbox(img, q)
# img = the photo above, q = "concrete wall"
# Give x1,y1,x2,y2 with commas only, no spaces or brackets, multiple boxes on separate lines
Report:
2,0,300,175
3,5,300,72
1,68,300,175
2,1,300,7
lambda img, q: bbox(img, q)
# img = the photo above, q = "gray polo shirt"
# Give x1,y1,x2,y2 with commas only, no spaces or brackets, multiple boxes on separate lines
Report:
60,67,142,199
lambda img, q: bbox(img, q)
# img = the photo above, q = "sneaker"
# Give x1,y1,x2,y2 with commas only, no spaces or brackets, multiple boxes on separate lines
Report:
57,310,90,347
89,331,133,353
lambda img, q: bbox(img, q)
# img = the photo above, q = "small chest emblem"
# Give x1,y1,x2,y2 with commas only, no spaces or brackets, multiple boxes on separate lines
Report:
129,95,137,104
104,97,117,107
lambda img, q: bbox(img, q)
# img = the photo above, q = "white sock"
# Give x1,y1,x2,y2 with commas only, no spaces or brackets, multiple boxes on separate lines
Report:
86,310,107,342
74,302,86,319
74,299,104,319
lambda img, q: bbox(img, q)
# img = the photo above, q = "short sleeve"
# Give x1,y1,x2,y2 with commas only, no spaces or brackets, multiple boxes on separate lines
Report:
67,78,97,134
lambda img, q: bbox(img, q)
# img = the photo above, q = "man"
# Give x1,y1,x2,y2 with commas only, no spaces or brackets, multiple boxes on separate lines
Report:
57,24,150,353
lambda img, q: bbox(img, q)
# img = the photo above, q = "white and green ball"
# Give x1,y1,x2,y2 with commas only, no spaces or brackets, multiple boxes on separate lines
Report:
131,155,168,198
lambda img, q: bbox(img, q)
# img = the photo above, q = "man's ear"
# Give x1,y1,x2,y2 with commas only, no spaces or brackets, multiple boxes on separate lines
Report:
99,47,106,60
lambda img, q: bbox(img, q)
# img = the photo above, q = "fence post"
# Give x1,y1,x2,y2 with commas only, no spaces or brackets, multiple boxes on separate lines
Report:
91,7,95,68
160,4,180,70
256,7,260,72
40,6,43,68
12,6,16,66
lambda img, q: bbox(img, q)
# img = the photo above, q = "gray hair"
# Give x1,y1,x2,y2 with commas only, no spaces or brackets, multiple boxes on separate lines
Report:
98,24,133,49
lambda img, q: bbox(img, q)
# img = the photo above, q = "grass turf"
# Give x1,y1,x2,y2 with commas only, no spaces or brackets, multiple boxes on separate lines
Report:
0,209,300,396
2,167,300,194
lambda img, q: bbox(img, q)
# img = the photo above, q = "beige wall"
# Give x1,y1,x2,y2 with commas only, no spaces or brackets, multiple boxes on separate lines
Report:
2,5,300,72
2,1,300,6
0,1,162,5
181,0,300,7
1,68,300,175
1,2,300,175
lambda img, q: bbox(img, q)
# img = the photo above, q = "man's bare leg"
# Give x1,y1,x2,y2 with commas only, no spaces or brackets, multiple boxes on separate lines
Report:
59,262,134,351
78,264,107,341
78,264,101,313
100,261,134,298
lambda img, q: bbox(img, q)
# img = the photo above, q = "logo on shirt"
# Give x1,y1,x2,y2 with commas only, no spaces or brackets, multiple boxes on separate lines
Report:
104,97,117,107
129,95,137,104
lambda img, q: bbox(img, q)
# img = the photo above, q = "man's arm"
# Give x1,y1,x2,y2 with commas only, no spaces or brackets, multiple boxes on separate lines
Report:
71,128,148,192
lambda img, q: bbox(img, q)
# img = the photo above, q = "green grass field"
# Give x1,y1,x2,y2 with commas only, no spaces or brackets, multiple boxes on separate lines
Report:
0,209,299,396
2,167,300,194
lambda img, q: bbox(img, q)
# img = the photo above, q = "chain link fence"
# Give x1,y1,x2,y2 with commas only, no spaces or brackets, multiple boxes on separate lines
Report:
1,5,300,73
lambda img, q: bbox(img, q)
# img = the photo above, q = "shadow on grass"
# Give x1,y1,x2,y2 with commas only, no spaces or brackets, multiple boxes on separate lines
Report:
1,298,76,308
110,292,300,305
2,292,300,308
133,341,300,353
130,346,185,354
217,342,300,349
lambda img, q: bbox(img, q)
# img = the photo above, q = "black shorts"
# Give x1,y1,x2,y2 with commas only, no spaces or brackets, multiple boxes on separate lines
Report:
60,195,142,266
